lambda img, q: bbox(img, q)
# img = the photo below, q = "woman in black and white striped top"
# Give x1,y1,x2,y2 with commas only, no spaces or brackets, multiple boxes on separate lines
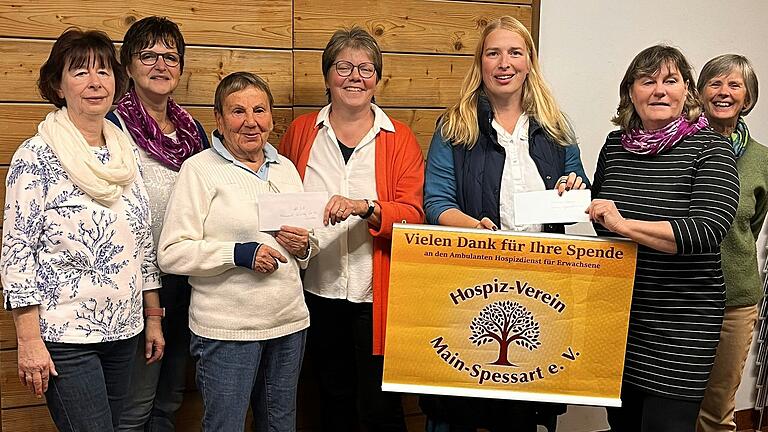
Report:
587,45,739,432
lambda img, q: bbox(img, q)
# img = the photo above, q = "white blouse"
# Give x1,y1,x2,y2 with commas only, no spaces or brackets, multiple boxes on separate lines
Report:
301,104,393,303
1,136,161,343
493,114,545,232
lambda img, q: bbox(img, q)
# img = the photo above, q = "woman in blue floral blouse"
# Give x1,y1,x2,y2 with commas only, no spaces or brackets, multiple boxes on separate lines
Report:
0,28,163,431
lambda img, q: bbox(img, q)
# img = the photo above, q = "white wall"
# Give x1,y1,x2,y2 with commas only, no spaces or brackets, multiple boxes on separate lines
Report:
537,0,768,429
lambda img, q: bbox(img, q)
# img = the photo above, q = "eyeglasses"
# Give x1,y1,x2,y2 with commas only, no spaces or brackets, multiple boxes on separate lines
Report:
135,51,181,67
333,61,376,79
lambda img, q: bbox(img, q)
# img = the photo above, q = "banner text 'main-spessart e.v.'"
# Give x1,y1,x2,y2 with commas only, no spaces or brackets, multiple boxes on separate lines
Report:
383,224,638,407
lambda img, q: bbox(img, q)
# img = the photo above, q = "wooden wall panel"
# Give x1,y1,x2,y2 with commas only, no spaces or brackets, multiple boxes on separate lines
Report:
0,104,46,166
0,40,46,103
381,109,442,155
180,106,216,137
0,1,292,48
180,48,292,105
1,405,56,432
294,0,530,54
293,51,471,108
0,311,15,351
0,40,293,106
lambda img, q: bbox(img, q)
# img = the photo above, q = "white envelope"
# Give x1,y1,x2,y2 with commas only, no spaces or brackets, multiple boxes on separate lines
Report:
258,191,329,231
513,189,591,225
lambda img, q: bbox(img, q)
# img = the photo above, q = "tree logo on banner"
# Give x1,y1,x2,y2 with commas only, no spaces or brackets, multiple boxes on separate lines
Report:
469,300,541,367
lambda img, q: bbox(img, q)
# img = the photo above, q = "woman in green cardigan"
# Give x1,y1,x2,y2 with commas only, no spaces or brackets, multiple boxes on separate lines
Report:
696,54,766,432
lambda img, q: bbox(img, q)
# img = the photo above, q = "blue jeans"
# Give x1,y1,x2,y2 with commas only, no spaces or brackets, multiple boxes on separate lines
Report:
44,335,139,432
119,275,191,432
190,329,307,432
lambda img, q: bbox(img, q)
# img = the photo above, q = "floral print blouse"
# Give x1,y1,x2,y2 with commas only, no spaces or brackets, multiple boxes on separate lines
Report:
0,136,161,343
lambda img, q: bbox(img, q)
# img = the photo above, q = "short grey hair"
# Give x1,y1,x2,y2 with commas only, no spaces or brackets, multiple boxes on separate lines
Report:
321,27,383,104
321,27,383,83
697,54,759,116
214,71,274,114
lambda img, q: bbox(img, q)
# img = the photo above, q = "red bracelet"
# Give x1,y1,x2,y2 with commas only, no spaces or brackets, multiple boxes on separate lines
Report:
144,307,165,318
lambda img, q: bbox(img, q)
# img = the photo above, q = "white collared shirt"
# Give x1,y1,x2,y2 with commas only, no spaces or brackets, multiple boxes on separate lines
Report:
493,114,545,232
301,104,394,303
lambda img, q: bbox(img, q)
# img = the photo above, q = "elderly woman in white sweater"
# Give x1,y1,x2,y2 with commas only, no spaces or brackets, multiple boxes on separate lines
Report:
158,72,316,431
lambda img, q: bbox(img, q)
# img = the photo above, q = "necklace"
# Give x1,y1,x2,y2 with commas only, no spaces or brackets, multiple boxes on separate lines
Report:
157,118,175,134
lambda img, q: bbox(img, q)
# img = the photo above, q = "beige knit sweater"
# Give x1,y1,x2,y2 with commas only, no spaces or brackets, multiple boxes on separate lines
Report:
158,149,310,341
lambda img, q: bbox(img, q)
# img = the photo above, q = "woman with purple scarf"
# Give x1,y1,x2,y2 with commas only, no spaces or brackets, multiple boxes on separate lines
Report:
110,16,209,432
586,45,739,432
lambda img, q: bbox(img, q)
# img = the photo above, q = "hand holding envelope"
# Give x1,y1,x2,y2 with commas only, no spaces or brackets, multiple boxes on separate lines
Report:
513,189,592,225
258,192,329,231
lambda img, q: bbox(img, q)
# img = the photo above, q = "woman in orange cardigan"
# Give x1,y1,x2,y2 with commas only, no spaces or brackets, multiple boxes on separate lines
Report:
279,27,424,432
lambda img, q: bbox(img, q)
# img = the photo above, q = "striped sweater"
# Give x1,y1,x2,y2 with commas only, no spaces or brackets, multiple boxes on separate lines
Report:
592,127,739,400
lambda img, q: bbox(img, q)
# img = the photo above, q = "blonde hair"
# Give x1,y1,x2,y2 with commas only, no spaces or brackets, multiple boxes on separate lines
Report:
440,16,575,148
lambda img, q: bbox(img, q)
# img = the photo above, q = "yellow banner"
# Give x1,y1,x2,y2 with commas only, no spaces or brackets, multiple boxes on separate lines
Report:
382,224,637,407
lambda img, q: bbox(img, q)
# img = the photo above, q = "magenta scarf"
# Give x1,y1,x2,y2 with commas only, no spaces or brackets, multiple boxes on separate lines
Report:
621,114,709,155
115,88,203,171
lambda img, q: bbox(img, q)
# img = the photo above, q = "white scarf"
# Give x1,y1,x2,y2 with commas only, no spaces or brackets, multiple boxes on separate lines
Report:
37,107,137,206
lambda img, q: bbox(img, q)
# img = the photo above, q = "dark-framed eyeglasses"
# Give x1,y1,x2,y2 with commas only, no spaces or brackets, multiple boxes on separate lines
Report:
135,50,181,67
333,61,376,79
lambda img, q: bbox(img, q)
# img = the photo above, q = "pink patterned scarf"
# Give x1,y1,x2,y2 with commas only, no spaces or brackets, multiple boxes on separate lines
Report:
116,88,203,171
621,114,709,155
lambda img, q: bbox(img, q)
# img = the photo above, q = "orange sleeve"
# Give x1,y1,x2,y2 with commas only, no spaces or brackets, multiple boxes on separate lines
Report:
369,123,425,239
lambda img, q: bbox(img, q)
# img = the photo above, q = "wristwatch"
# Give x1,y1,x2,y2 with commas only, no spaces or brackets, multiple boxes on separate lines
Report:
144,307,165,318
361,199,376,219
